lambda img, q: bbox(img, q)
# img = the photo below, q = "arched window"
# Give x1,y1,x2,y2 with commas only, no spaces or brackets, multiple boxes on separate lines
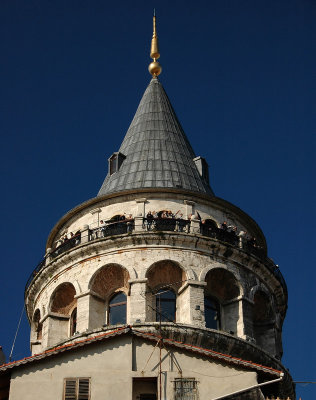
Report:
204,268,240,334
70,307,77,336
156,290,176,322
109,292,127,325
204,296,220,330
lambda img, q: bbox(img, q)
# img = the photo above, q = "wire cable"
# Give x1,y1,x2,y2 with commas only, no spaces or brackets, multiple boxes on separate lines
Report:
9,302,25,362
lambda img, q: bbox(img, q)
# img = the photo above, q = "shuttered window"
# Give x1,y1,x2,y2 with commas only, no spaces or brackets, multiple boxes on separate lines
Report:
64,378,90,400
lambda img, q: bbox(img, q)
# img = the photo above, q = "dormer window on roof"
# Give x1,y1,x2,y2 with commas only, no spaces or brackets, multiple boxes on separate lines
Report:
193,157,210,185
108,152,126,176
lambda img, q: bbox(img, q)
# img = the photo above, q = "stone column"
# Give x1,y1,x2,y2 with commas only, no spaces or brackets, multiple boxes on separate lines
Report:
190,215,201,234
41,313,70,348
134,216,145,232
231,297,254,339
222,296,254,342
81,224,90,244
39,314,50,351
178,281,206,327
75,291,105,332
135,198,147,217
222,297,242,336
90,208,101,230
134,198,147,232
128,278,148,323
184,200,195,219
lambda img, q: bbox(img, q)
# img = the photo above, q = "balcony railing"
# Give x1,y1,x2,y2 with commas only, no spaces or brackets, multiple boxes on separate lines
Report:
145,217,190,233
90,219,134,239
50,234,81,259
25,218,287,298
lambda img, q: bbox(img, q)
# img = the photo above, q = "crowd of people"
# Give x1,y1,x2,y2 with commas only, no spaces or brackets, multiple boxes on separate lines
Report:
201,219,260,250
56,230,81,248
145,211,261,251
98,214,134,236
146,210,187,232
53,212,261,256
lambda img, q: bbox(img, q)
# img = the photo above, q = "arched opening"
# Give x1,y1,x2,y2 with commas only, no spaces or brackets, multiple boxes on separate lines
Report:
253,290,276,354
70,307,77,336
48,282,77,345
156,290,176,322
50,282,76,315
205,268,240,333
32,309,42,340
89,264,130,327
146,260,186,323
109,292,127,325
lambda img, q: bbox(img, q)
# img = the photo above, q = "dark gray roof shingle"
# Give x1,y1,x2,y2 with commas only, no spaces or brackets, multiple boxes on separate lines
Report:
98,78,213,196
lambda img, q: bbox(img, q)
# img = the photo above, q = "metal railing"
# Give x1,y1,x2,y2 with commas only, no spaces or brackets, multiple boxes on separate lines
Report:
25,218,287,298
90,219,134,239
143,217,190,233
50,233,81,259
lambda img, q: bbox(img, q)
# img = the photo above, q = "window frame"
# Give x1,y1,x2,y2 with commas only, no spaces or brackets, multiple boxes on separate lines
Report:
155,289,176,323
174,377,198,400
204,295,221,330
63,377,90,400
108,291,127,325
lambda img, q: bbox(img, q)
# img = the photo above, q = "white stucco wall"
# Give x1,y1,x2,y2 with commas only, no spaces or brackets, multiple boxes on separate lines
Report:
9,335,259,400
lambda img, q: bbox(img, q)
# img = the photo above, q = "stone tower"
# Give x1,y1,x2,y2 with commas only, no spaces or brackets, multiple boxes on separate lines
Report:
0,17,295,400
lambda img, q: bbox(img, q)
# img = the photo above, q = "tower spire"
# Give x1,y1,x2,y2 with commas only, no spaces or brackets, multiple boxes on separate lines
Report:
148,11,162,77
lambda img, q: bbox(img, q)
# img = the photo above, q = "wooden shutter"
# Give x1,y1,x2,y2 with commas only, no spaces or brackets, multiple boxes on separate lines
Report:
64,379,77,400
64,378,90,400
78,378,90,400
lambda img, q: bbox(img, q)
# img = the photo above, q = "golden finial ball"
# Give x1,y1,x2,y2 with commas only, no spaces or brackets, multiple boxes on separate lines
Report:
148,61,162,77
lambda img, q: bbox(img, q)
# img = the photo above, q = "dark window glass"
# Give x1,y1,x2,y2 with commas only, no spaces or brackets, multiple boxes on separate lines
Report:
110,155,117,175
70,308,77,336
205,297,220,330
109,292,127,325
156,290,176,322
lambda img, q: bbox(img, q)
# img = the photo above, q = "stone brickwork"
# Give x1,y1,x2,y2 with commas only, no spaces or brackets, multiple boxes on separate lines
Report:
25,191,287,366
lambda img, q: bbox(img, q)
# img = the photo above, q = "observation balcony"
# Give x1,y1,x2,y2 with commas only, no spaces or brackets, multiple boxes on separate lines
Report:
25,217,287,297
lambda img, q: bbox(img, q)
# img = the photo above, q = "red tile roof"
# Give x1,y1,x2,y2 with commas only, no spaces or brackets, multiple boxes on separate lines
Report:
0,326,282,377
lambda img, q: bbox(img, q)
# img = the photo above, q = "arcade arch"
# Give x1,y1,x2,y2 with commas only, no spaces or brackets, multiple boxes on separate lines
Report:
146,260,186,322
89,264,130,326
204,268,240,334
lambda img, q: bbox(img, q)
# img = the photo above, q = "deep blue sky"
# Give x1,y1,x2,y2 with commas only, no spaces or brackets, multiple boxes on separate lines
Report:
0,0,315,398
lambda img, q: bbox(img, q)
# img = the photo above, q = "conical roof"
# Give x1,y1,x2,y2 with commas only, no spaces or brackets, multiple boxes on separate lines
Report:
98,78,213,196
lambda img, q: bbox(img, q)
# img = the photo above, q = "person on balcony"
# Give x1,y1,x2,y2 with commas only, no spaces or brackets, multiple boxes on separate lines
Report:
126,214,133,233
238,230,247,248
146,211,154,230
100,220,108,237
177,213,186,232
74,230,81,245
